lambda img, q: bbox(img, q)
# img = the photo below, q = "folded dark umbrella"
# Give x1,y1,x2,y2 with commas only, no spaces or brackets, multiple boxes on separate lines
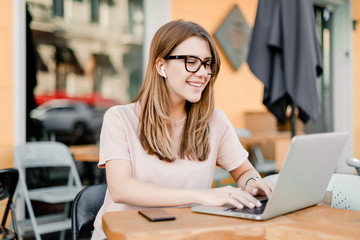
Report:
247,0,323,129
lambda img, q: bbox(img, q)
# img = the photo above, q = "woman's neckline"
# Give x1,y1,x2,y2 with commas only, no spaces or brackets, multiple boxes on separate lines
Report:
172,116,186,128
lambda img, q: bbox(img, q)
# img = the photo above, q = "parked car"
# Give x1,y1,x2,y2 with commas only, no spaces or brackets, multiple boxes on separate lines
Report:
30,99,105,144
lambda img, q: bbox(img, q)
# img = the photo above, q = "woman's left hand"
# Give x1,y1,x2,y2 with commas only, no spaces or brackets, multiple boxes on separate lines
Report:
244,178,274,198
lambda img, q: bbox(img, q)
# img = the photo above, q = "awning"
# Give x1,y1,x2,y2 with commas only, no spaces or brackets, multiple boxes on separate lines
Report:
92,53,117,75
32,30,67,46
35,48,48,72
55,46,84,75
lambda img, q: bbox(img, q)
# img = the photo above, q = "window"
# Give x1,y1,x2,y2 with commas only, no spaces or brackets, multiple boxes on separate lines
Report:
128,0,144,37
53,0,64,17
91,0,100,23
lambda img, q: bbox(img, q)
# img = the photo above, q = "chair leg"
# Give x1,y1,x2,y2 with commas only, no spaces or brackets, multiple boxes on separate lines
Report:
10,204,19,240
59,202,71,240
19,185,42,240
59,229,66,240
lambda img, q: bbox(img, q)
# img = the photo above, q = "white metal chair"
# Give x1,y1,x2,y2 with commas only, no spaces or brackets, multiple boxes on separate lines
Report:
14,141,84,240
251,145,278,176
326,173,360,211
235,128,278,176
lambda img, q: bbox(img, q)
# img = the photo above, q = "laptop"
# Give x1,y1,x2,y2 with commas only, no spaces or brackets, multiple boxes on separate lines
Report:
191,132,349,220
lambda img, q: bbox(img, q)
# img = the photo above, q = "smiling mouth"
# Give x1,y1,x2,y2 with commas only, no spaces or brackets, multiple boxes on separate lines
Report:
187,81,202,87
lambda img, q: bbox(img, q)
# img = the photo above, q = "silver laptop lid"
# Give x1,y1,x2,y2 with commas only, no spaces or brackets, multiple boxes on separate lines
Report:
262,132,349,219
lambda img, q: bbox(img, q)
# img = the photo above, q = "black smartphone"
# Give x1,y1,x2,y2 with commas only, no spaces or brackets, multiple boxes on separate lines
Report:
138,209,176,222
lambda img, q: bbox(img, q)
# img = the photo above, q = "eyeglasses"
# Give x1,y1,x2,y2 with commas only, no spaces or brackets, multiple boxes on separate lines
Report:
164,55,215,75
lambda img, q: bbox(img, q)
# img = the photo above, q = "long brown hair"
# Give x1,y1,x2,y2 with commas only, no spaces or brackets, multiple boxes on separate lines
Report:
133,20,221,162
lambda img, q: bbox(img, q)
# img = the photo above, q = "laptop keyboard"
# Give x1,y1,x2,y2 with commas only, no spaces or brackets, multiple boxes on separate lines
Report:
225,199,268,215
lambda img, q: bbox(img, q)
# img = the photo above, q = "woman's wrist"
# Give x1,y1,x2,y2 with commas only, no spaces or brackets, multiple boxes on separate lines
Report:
245,177,260,187
188,188,204,205
238,170,261,189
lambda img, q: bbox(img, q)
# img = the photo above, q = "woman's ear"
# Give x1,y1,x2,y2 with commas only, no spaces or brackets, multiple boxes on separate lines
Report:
156,59,167,78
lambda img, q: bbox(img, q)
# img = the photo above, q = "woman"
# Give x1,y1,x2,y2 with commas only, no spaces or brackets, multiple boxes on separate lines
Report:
92,20,273,239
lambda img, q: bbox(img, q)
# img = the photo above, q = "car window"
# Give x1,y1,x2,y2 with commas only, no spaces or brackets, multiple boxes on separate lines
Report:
47,106,76,113
60,106,76,112
46,108,61,113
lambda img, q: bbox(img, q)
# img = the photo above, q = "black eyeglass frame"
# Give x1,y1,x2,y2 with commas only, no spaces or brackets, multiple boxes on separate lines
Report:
163,55,215,75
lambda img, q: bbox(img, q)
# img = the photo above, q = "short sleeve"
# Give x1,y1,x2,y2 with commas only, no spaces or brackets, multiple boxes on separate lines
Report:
214,110,248,171
98,107,131,168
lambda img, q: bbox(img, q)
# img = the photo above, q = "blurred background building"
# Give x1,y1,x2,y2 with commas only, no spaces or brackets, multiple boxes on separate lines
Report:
25,0,144,144
26,0,143,107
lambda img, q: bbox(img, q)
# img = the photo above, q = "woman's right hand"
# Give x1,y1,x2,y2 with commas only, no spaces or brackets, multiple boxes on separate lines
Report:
197,185,262,209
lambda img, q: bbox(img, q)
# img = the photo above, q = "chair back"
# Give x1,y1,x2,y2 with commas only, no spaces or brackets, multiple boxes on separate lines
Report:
14,141,82,187
71,184,107,240
0,168,19,240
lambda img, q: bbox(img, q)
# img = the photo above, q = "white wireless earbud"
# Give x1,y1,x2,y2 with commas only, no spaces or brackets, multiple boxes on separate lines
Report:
161,66,167,78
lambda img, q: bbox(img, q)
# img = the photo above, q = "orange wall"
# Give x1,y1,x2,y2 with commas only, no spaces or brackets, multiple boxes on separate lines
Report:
353,0,360,159
0,1,14,168
171,0,265,128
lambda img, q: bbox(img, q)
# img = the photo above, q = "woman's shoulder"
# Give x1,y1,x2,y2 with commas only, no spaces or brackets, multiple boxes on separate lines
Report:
106,102,135,113
210,109,234,131
104,102,138,120
211,109,228,123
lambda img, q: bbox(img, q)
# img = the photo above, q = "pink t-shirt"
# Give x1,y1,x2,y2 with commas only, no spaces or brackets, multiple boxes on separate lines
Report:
92,103,248,239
